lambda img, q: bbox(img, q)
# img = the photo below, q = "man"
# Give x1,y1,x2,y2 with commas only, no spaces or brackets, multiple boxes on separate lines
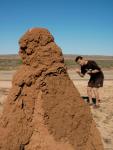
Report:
75,56,104,108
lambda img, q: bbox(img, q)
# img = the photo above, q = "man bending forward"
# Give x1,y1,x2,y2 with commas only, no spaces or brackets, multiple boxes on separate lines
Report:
75,56,104,108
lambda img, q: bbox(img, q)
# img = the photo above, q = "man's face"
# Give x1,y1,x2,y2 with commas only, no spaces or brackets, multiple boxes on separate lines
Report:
77,59,85,66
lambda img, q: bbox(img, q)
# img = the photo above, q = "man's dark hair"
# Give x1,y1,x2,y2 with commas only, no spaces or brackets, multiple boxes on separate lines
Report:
75,56,83,62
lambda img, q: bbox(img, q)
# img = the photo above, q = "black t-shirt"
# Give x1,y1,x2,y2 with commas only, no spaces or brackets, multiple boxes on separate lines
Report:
81,60,104,78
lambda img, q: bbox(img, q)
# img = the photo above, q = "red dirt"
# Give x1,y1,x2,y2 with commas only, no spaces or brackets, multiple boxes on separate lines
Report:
0,28,104,150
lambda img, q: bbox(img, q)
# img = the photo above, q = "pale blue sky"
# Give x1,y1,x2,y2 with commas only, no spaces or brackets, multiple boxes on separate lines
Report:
0,0,113,55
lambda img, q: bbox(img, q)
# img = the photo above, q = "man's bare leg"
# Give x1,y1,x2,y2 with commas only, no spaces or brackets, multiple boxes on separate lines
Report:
93,88,100,106
87,87,93,104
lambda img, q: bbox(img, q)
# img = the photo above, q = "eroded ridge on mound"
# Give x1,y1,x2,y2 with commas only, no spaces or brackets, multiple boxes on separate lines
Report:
0,28,104,150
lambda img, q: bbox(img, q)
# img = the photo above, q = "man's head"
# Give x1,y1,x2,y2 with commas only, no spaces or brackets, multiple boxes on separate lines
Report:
75,56,86,66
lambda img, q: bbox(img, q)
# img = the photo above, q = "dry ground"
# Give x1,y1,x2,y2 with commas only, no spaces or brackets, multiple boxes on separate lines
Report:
0,69,113,150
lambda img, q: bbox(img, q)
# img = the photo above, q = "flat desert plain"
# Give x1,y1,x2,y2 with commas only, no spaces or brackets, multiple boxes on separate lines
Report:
0,69,113,150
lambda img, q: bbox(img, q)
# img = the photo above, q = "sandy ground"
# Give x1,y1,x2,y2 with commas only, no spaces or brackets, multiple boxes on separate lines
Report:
0,70,113,150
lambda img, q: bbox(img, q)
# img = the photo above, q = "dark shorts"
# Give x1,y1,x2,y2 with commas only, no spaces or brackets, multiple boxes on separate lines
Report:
88,76,104,88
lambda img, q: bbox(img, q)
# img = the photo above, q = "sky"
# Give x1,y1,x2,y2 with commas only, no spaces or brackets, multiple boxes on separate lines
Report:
0,0,113,55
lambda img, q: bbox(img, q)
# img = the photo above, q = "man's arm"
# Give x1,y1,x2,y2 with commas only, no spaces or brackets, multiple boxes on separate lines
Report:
87,69,100,74
75,68,84,77
91,69,100,73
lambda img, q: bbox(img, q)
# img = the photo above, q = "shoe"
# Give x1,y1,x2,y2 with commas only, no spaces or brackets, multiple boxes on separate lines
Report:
89,103,93,106
93,104,100,109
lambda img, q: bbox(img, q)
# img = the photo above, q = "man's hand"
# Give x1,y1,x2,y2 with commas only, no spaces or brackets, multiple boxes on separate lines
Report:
75,68,84,77
86,69,92,74
86,69,100,74
75,68,81,74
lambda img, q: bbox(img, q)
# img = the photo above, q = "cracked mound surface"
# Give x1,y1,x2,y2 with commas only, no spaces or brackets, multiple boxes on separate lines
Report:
0,28,104,150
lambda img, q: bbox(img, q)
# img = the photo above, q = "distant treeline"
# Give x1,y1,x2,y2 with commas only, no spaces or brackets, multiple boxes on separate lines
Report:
64,59,113,69
0,55,113,70
0,59,21,70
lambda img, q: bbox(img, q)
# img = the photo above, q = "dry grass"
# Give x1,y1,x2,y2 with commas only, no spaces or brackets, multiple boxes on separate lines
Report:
0,54,113,70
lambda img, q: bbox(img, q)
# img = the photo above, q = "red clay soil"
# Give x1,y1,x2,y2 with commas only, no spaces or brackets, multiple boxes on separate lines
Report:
0,28,104,150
